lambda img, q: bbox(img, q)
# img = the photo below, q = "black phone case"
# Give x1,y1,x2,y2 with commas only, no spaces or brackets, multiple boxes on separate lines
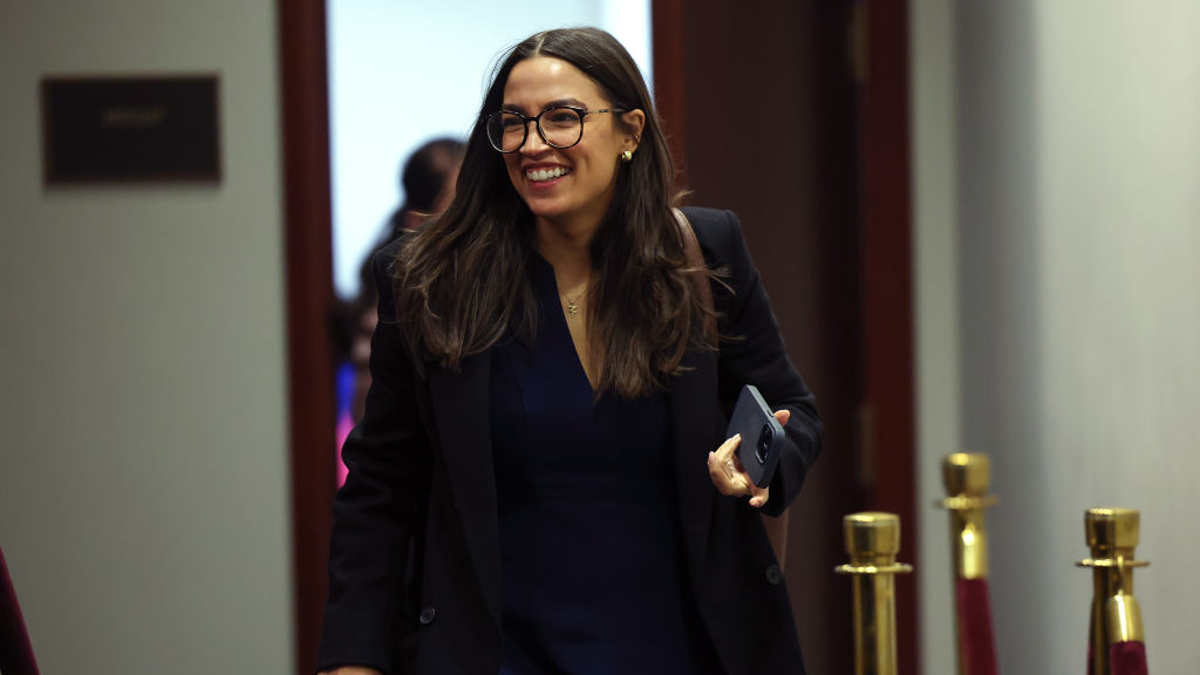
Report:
726,384,786,488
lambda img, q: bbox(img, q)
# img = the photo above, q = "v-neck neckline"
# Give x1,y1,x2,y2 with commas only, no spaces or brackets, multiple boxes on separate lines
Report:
533,253,598,397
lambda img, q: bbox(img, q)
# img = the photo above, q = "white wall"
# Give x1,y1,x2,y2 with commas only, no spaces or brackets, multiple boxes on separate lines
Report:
911,0,959,672
0,1,293,673
914,1,1200,672
327,0,652,298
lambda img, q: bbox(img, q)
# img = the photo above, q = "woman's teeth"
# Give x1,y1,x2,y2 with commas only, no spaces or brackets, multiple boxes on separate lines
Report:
527,167,569,182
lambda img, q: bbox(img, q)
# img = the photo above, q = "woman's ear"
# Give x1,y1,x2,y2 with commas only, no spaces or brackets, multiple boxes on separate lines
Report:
622,109,646,152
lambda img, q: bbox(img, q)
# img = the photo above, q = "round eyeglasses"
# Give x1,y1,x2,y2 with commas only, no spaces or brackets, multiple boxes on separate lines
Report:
485,106,628,153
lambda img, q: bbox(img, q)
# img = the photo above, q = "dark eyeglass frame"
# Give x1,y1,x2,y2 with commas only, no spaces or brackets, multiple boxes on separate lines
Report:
485,105,629,153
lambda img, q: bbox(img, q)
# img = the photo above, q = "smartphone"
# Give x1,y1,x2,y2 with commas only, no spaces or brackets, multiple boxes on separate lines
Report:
726,384,786,488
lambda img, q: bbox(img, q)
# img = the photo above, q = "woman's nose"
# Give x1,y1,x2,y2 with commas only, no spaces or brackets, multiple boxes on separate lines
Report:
520,121,551,154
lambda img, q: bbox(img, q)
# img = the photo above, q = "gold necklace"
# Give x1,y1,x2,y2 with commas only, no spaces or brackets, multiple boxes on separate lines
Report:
561,286,586,318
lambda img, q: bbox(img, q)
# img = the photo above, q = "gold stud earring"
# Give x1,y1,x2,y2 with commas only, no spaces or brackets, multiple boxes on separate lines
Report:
620,150,634,162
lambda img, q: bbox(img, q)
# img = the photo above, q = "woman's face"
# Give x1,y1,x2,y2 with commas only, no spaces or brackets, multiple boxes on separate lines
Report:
500,56,643,231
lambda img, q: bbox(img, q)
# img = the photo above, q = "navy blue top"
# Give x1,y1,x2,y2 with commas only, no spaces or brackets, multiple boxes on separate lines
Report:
490,255,717,675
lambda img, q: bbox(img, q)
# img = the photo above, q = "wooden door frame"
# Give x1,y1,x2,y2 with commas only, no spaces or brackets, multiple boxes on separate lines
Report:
857,1,919,673
278,0,335,672
652,0,688,179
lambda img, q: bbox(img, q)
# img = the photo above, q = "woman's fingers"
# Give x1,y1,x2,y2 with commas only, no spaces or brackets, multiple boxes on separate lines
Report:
708,434,748,496
748,483,770,508
707,434,769,508
708,407,789,505
713,432,739,465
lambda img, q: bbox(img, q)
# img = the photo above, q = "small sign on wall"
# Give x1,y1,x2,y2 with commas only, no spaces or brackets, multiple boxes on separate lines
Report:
41,74,221,184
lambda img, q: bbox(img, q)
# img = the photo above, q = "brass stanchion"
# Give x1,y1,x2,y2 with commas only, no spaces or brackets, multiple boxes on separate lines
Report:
836,512,913,675
1077,508,1150,675
940,453,999,675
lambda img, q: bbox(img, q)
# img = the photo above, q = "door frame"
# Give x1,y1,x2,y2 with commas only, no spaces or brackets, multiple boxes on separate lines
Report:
278,1,336,672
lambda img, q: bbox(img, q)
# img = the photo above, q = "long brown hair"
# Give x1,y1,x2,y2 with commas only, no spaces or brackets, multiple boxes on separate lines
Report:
394,27,712,398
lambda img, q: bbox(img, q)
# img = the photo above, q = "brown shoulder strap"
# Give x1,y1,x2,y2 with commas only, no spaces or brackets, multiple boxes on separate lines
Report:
672,207,717,346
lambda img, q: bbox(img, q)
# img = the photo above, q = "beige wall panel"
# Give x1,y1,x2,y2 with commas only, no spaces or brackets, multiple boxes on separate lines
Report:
0,1,293,673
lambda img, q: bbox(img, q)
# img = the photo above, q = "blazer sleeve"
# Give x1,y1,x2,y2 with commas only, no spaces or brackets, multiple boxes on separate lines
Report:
703,208,823,517
317,247,432,674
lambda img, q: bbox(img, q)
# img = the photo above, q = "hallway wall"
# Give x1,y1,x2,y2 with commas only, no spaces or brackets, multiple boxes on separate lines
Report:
914,1,1200,672
0,1,293,672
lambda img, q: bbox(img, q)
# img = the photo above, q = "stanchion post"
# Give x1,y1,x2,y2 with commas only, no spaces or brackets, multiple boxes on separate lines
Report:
1077,507,1150,675
836,512,913,675
940,453,999,675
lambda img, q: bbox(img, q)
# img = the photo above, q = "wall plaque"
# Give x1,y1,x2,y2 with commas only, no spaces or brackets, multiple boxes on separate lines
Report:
41,75,221,184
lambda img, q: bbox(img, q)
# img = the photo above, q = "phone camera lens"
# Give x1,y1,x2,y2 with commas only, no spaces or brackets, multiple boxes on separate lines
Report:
756,424,773,464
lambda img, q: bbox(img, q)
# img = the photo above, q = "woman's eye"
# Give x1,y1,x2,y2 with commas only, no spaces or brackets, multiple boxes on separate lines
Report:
546,110,578,125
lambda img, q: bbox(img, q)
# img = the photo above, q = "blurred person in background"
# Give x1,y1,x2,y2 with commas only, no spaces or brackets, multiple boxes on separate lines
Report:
383,137,466,245
318,28,822,675
332,138,465,484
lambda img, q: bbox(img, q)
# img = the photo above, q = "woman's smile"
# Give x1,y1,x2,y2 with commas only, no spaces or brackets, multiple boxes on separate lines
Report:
524,163,572,185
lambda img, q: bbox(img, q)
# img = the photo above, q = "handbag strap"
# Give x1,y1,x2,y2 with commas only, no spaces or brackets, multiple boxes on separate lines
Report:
672,207,717,346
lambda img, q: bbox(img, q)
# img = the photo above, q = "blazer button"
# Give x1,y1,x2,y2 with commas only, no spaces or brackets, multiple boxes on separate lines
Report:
419,606,437,626
765,564,783,585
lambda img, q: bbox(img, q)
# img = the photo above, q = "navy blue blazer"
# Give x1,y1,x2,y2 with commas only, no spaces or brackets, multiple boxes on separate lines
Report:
317,207,823,675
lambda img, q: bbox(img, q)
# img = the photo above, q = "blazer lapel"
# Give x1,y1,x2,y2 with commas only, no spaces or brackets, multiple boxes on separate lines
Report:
428,352,502,628
670,348,719,587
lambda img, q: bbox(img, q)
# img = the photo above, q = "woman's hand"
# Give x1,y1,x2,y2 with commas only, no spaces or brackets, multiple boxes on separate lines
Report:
318,668,382,675
707,409,790,508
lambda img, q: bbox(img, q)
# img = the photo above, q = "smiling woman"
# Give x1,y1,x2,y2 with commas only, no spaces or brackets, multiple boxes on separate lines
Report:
316,27,823,675
392,28,687,399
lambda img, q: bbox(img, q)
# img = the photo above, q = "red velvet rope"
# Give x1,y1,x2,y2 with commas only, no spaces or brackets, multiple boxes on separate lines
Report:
0,547,40,675
955,577,998,675
1109,641,1148,675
